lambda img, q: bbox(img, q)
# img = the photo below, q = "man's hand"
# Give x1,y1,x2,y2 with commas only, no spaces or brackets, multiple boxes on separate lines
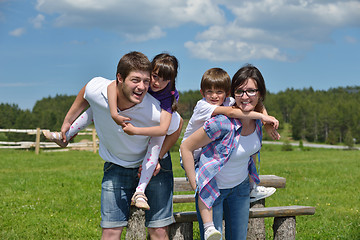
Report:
137,162,161,178
60,122,71,142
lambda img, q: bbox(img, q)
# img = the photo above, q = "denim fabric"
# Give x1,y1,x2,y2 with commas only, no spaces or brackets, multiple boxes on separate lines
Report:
100,153,174,228
196,177,250,240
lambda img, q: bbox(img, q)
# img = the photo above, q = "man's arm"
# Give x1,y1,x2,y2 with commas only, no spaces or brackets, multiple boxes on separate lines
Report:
60,85,89,140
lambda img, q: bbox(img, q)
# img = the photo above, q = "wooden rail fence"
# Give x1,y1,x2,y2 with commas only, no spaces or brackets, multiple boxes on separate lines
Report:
0,128,98,154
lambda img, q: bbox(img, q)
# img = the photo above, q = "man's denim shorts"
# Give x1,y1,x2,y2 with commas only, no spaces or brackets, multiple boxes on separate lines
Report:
100,154,175,228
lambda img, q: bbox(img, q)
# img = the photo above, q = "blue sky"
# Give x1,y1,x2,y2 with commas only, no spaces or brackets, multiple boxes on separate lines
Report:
1,0,359,110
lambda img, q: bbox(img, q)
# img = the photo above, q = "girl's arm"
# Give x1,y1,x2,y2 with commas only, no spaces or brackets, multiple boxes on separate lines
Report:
180,127,212,191
123,109,172,136
213,106,279,129
107,81,130,127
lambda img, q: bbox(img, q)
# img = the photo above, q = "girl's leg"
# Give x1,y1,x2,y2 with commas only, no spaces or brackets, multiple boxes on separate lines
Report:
132,136,165,210
65,107,93,141
43,108,93,147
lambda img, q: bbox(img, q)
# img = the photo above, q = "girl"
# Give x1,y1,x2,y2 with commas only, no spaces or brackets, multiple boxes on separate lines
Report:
43,53,179,211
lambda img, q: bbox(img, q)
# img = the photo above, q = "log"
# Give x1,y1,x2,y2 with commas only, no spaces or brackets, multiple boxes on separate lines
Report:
273,216,296,240
247,199,265,240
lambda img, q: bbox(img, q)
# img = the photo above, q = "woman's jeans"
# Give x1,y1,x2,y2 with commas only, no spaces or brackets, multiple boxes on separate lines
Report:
196,177,250,240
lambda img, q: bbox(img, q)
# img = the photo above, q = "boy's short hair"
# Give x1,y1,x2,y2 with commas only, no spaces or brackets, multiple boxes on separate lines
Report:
200,68,231,94
116,51,152,80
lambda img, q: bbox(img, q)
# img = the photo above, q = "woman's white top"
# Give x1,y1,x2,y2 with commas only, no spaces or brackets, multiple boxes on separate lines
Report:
215,129,261,189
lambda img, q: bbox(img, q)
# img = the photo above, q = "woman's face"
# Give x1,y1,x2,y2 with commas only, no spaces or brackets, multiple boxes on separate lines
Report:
234,78,260,112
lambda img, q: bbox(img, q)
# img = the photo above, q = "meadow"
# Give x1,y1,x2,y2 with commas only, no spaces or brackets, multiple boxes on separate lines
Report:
0,146,359,239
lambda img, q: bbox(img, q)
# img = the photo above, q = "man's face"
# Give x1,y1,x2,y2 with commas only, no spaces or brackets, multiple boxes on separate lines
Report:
117,70,151,109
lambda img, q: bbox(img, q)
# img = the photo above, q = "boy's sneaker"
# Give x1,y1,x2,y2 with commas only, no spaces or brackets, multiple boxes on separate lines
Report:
204,226,221,240
42,130,68,148
250,186,276,202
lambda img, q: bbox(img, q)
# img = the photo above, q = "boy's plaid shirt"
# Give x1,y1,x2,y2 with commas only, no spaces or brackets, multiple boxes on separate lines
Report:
196,115,262,208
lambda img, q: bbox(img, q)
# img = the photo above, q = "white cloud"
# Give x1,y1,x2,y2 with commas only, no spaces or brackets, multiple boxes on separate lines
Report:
35,0,226,41
185,40,288,62
345,36,357,44
30,14,45,29
34,0,360,61
185,0,360,61
9,27,26,37
125,26,166,42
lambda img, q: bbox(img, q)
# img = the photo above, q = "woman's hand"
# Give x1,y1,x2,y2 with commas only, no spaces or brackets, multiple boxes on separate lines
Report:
261,115,279,129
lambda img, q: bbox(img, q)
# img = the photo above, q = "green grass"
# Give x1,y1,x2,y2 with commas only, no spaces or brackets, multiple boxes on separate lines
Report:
1,147,359,239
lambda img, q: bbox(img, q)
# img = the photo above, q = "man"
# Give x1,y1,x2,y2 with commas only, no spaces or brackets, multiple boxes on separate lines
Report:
60,51,182,239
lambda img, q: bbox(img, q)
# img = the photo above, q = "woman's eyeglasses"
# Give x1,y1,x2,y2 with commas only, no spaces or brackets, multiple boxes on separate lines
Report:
234,89,258,97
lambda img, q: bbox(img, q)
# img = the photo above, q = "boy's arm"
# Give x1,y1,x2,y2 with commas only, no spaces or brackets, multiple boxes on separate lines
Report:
122,110,172,136
260,105,281,140
213,106,279,129
107,81,130,127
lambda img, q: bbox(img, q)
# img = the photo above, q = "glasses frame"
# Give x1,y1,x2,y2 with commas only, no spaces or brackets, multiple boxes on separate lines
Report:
234,89,259,97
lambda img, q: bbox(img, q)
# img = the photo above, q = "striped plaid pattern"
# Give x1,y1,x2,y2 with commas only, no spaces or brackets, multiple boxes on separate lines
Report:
197,115,262,208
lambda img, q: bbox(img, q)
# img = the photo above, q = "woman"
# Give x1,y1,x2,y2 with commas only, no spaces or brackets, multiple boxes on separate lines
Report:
180,64,272,240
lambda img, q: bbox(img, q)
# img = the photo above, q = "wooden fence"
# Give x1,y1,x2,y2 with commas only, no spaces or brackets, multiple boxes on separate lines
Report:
0,128,98,154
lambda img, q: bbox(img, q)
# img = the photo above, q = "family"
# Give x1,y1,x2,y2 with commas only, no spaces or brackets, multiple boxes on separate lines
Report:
43,51,280,240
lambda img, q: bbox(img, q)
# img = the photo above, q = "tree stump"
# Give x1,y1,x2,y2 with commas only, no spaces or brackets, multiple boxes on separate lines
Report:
126,207,147,240
247,199,265,240
273,216,296,240
169,222,193,240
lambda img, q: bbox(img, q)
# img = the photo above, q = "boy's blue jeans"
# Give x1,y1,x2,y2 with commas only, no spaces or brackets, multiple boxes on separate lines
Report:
196,177,250,240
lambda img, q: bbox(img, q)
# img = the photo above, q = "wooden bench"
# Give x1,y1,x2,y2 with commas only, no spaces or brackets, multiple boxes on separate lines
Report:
126,175,315,240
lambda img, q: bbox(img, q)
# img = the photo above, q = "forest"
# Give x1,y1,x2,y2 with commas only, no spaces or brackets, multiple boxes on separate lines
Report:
1,86,359,146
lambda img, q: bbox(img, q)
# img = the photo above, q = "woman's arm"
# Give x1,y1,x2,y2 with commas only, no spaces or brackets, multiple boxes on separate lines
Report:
107,81,130,127
180,127,212,191
123,110,172,136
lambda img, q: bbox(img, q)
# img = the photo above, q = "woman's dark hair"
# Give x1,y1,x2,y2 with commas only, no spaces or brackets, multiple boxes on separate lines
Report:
231,64,266,112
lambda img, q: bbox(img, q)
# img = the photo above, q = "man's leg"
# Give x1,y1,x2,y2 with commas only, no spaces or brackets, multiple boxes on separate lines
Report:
101,227,123,240
100,162,138,239
147,227,169,240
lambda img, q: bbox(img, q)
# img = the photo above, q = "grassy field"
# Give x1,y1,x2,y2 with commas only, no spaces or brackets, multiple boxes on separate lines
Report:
0,146,359,239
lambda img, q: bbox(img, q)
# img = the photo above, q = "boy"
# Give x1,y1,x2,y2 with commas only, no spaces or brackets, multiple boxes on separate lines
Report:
181,68,280,240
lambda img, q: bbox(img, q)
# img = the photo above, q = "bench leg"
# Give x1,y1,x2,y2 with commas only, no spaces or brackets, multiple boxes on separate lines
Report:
273,216,296,240
169,222,193,240
126,207,147,240
247,199,266,240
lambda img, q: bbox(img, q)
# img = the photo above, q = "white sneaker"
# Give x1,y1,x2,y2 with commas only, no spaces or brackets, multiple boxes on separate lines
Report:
204,226,221,240
250,185,276,202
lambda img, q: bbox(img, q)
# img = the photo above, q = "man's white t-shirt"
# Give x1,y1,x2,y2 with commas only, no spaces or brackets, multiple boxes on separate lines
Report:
84,77,180,168
181,97,235,160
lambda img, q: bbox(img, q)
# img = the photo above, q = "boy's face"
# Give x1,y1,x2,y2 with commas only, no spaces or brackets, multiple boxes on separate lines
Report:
200,87,227,106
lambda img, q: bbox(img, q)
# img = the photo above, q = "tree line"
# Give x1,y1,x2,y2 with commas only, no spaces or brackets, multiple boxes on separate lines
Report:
1,86,359,146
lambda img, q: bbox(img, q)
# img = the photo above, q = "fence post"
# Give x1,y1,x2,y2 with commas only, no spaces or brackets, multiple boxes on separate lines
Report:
92,128,97,153
35,128,41,154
